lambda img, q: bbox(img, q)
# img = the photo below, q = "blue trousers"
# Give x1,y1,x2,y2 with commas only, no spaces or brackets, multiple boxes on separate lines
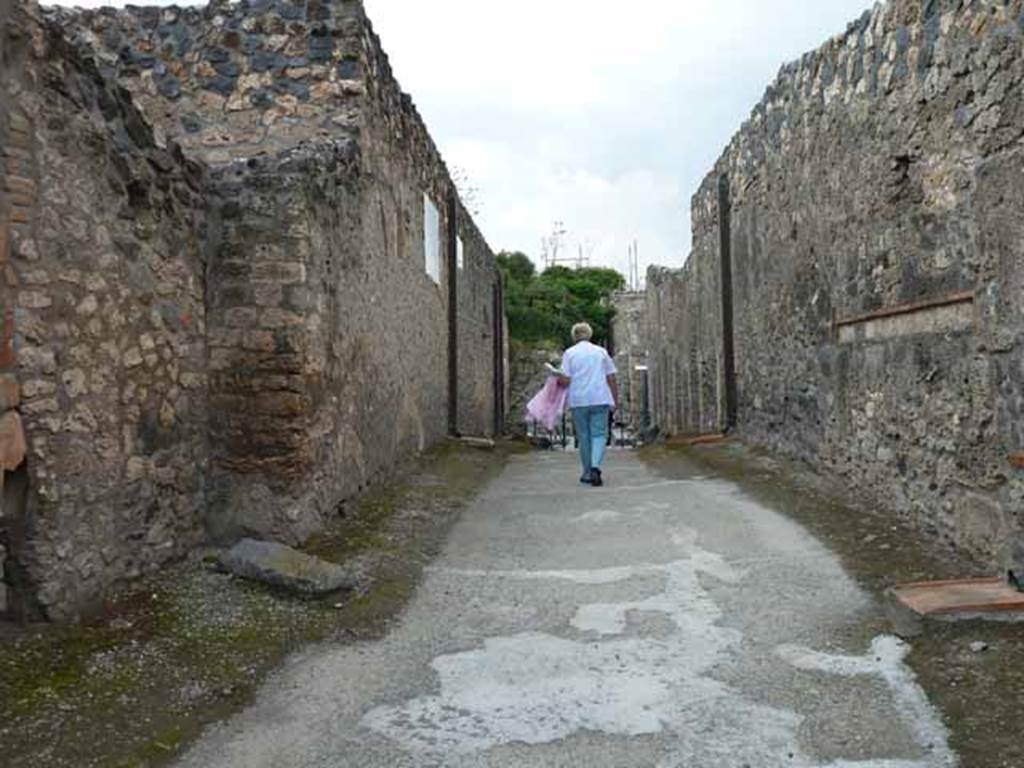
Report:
572,406,611,477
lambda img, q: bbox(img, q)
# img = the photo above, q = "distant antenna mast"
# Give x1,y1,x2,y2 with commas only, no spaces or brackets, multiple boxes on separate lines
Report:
543,221,589,270
542,221,567,269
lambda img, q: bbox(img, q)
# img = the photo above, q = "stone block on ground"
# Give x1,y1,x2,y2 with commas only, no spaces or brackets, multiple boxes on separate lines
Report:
458,436,496,450
219,538,360,596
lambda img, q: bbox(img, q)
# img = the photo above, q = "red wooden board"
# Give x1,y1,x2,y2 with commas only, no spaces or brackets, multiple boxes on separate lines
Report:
892,577,1024,616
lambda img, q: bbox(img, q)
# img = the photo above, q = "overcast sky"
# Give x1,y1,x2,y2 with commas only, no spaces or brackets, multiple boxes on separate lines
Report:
54,0,873,281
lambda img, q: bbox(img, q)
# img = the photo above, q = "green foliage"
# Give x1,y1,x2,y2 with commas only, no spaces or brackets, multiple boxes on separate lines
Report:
496,251,535,284
496,251,626,348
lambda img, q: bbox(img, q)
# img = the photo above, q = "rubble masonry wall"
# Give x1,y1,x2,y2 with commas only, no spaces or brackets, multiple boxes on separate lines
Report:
0,0,504,619
647,0,1024,565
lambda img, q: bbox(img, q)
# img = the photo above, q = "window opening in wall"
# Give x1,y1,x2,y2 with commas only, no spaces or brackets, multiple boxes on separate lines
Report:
424,193,441,284
457,236,465,271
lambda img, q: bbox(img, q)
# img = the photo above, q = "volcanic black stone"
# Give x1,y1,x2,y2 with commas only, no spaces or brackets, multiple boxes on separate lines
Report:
251,50,287,73
180,113,203,133
156,73,181,100
202,75,237,96
273,78,310,100
214,59,241,78
249,88,275,107
337,58,359,79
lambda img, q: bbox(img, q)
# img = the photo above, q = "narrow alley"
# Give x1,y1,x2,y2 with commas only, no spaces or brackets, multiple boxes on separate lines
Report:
1,1,1022,766
174,449,954,768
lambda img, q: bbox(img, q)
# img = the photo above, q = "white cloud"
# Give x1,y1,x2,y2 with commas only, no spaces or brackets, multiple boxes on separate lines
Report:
445,135,686,279
365,0,875,278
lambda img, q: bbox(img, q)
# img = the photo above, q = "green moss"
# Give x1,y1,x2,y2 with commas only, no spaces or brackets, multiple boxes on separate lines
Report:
0,589,179,718
336,574,416,627
126,725,187,765
305,491,400,562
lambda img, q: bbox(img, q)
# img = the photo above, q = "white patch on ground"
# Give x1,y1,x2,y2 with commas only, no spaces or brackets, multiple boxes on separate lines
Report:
364,551,745,754
569,500,675,523
777,637,957,768
568,555,738,637
627,500,674,513
364,538,954,767
574,509,623,523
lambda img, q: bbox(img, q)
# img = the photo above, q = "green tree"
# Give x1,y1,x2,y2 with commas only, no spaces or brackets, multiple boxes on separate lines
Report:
496,251,535,284
496,251,625,349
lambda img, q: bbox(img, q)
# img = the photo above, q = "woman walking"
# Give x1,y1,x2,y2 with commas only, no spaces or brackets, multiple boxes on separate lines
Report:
558,323,619,487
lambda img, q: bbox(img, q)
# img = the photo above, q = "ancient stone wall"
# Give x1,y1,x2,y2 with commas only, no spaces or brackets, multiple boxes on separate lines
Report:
610,291,649,435
0,0,18,618
52,0,367,164
455,209,503,438
0,3,209,619
0,0,505,618
647,0,1024,565
203,141,362,543
199,5,505,542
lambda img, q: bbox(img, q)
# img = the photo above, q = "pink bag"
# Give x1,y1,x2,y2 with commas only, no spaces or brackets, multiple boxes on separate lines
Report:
526,376,569,431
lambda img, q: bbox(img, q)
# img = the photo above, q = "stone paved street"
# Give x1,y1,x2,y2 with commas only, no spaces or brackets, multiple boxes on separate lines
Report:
175,450,955,768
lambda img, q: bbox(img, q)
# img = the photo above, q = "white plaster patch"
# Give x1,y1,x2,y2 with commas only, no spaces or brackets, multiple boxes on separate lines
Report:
364,632,726,752
574,509,623,523
629,500,675,512
777,636,956,768
568,556,738,637
364,552,744,754
365,541,954,767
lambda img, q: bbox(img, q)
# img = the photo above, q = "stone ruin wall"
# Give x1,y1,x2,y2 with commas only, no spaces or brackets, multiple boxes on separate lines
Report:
55,0,367,164
0,0,21,618
455,211,504,440
610,291,648,435
647,0,1024,566
0,1,210,619
0,0,506,620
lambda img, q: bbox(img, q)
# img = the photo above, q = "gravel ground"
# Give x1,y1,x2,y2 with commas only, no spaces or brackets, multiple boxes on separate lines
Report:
0,441,514,768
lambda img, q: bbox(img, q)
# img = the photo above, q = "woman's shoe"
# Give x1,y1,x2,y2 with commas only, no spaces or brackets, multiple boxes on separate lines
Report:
589,468,603,487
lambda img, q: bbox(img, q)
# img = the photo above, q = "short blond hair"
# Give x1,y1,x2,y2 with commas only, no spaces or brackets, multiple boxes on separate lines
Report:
572,323,593,342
